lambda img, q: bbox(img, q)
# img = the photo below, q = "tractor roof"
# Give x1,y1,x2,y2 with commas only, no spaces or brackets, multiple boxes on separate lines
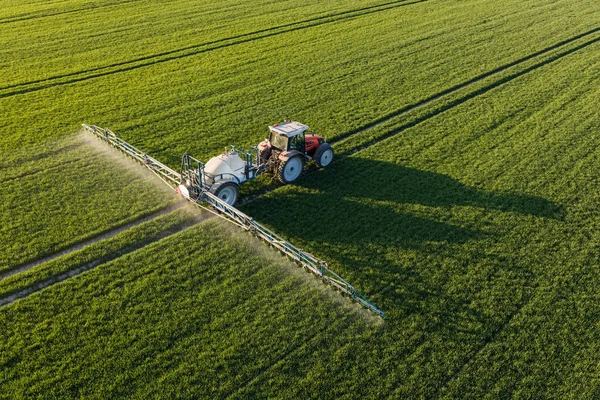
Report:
269,121,309,137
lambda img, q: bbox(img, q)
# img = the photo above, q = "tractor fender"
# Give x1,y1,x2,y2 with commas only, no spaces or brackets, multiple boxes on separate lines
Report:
278,150,302,162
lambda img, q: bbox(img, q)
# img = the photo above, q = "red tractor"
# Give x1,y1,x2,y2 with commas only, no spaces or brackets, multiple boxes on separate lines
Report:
258,121,334,183
174,121,333,206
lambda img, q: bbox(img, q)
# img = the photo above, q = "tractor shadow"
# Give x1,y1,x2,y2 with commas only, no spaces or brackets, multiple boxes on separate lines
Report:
245,157,563,247
242,157,561,329
303,157,564,220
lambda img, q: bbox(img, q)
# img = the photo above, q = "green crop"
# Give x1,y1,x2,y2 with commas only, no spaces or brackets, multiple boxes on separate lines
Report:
2,0,599,165
0,221,379,399
0,135,176,273
0,207,199,300
1,0,600,398
242,37,600,398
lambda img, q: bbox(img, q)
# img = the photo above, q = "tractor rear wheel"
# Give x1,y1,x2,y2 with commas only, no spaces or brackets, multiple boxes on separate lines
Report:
277,156,304,183
314,143,334,168
210,181,239,206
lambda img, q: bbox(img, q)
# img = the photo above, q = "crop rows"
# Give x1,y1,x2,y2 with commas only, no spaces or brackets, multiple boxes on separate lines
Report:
0,0,389,87
0,221,376,398
2,0,599,164
0,134,176,274
0,0,425,98
242,38,600,397
6,0,597,283
331,26,600,155
0,206,200,305
0,0,142,24
1,0,599,397
1,25,598,399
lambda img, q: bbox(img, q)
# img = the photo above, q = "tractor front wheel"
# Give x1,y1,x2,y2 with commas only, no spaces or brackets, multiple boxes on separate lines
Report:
314,143,334,168
210,181,240,206
277,156,304,184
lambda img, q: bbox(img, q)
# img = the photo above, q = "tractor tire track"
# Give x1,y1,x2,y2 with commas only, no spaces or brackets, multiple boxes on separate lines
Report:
0,157,82,185
0,0,426,98
330,26,600,149
0,0,142,24
0,203,186,281
0,141,86,170
0,217,201,307
234,29,600,340
229,315,382,399
219,283,355,398
348,32,600,399
383,265,539,398
226,325,329,399
340,33,600,157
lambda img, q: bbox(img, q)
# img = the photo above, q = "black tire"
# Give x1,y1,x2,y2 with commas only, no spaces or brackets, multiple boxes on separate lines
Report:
277,156,304,184
210,181,239,206
314,143,334,168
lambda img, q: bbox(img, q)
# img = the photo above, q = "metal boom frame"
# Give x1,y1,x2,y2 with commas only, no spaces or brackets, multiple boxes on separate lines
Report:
83,124,385,318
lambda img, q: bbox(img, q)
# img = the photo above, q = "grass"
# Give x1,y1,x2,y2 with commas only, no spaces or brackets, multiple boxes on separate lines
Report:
0,134,176,273
2,0,600,163
1,0,599,398
0,221,379,399
0,206,198,300
241,37,600,397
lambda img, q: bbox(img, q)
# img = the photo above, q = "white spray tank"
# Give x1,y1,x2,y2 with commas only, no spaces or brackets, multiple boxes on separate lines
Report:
203,149,248,184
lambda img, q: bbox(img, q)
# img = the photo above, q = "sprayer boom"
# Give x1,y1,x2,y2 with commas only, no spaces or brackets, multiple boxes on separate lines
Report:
83,124,385,318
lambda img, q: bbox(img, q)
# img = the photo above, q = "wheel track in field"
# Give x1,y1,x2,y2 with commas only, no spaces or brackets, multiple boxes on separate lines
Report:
225,325,330,398
0,209,203,307
0,0,143,24
237,28,600,343
343,31,600,399
0,157,82,185
0,0,427,98
383,259,539,397
329,26,600,152
431,246,596,397
3,15,584,344
228,311,383,398
0,141,86,170
220,290,362,398
0,203,187,281
3,13,597,312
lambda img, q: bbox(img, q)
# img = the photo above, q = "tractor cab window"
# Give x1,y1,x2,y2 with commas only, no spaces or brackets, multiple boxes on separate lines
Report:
270,132,288,151
289,134,305,152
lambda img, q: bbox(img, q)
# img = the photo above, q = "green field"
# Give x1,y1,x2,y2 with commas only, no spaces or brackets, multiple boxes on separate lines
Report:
1,0,599,398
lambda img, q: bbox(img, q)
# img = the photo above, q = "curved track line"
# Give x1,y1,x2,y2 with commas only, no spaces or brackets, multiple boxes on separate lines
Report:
0,0,426,98
431,294,535,398
226,325,330,398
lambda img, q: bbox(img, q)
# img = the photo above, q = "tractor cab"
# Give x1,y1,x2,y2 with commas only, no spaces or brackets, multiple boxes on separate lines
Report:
266,121,325,155
268,121,309,152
